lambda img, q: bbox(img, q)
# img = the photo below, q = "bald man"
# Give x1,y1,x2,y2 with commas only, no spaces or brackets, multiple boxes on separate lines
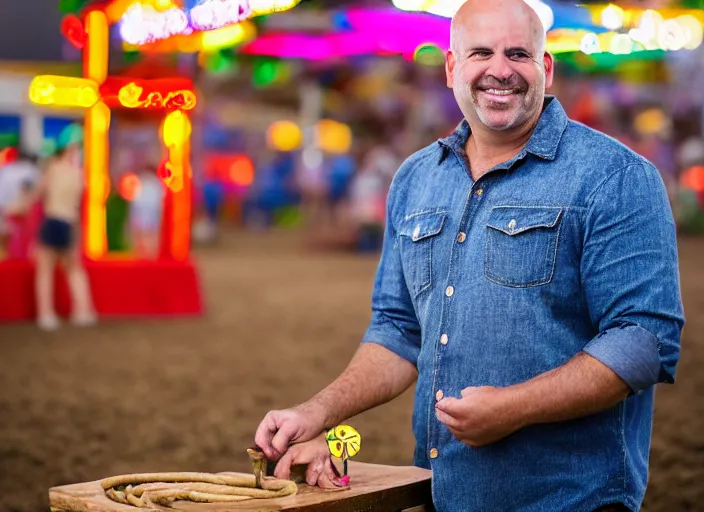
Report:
253,1,683,510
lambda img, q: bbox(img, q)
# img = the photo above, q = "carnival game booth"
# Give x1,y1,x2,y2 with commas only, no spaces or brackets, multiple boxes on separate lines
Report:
0,0,300,322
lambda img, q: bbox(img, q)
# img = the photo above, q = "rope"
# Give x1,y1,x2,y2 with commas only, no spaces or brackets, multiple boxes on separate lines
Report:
101,472,297,509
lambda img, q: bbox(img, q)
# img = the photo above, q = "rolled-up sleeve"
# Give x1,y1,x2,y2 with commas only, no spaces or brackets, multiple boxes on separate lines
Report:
361,181,421,366
581,163,684,393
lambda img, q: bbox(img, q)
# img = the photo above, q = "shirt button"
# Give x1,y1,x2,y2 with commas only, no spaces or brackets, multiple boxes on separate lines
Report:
475,188,483,196
445,286,454,297
429,448,439,459
440,333,448,345
457,232,467,243
436,390,444,401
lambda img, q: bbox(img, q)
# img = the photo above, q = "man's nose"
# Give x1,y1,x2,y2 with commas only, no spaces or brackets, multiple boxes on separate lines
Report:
485,54,514,81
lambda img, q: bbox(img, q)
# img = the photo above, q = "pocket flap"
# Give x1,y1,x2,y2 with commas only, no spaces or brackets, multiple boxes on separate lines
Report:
399,210,448,241
487,206,563,236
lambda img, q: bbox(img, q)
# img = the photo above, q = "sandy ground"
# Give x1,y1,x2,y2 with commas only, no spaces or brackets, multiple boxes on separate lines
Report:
0,230,702,512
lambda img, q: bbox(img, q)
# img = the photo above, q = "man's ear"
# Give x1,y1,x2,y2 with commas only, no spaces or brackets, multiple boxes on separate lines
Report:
543,51,555,90
445,49,456,89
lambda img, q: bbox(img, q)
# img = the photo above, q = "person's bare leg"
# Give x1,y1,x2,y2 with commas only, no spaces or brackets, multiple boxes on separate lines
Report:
63,247,97,326
35,245,59,330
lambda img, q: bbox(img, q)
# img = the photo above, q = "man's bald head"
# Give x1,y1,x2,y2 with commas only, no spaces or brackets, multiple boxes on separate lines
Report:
450,0,546,57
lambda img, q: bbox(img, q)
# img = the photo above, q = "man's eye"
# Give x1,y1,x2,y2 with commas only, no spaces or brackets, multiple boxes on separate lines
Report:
472,51,491,58
509,52,529,59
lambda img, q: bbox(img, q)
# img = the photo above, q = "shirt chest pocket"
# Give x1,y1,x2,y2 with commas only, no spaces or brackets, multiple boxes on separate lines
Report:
485,206,564,288
398,209,448,297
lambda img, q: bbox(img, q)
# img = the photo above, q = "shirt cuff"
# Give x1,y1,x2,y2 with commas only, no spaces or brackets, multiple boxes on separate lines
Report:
362,315,420,367
583,323,663,393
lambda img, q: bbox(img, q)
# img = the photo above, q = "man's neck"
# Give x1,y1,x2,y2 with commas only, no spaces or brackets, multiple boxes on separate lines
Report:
464,112,541,180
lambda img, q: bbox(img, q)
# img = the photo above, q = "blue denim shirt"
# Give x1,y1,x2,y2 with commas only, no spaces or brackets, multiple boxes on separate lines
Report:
362,97,684,512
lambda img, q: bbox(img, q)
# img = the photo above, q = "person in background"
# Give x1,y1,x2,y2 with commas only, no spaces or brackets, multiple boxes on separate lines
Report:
4,179,41,259
35,124,96,331
348,143,399,252
0,149,41,258
129,165,165,259
326,152,356,229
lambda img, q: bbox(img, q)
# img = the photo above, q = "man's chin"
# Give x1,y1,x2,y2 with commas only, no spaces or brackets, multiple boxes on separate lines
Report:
476,111,520,131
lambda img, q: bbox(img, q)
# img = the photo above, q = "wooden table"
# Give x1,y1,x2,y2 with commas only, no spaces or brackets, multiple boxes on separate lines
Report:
49,462,433,512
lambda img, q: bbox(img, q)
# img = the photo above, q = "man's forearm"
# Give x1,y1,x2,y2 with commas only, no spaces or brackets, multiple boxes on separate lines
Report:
512,352,631,428
299,343,417,431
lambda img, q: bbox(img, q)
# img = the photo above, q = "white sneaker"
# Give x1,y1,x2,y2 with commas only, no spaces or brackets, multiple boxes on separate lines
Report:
37,315,60,331
71,313,98,327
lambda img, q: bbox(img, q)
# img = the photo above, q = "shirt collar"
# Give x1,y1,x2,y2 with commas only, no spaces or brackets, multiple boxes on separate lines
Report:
437,95,569,164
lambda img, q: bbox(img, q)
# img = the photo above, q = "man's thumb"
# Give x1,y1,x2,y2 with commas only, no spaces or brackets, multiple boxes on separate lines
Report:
461,387,479,398
435,396,461,414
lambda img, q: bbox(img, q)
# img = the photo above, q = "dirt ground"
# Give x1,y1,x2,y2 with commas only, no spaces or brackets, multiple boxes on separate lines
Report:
0,230,702,512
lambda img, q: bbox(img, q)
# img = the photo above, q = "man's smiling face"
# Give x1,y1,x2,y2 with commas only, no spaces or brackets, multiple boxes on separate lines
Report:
446,0,554,132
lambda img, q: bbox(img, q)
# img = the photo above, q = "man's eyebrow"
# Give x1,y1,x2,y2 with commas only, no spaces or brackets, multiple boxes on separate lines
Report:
504,46,532,54
465,46,494,54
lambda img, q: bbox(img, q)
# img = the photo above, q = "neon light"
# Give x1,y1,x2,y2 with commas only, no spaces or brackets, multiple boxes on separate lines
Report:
200,20,251,50
162,110,191,147
84,11,109,84
249,0,301,16
87,0,300,27
120,3,191,45
122,20,255,53
170,160,191,262
191,0,251,31
60,14,86,49
115,83,197,110
32,0,200,262
119,0,252,45
161,111,192,262
118,0,300,47
29,77,197,110
101,0,142,23
85,102,111,260
29,76,99,108
160,111,192,193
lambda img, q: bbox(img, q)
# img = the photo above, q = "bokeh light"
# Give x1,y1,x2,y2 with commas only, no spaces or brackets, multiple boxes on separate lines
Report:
228,155,255,186
267,121,303,151
634,108,668,136
601,4,625,31
118,172,142,201
315,119,352,154
413,43,445,66
678,15,704,50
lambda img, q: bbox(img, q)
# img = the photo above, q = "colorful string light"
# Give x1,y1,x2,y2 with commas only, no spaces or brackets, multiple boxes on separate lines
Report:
119,3,191,45
190,0,252,31
118,0,299,46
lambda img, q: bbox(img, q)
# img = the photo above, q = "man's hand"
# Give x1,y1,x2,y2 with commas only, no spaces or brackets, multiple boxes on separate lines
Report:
435,386,524,447
273,436,346,489
254,405,326,461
